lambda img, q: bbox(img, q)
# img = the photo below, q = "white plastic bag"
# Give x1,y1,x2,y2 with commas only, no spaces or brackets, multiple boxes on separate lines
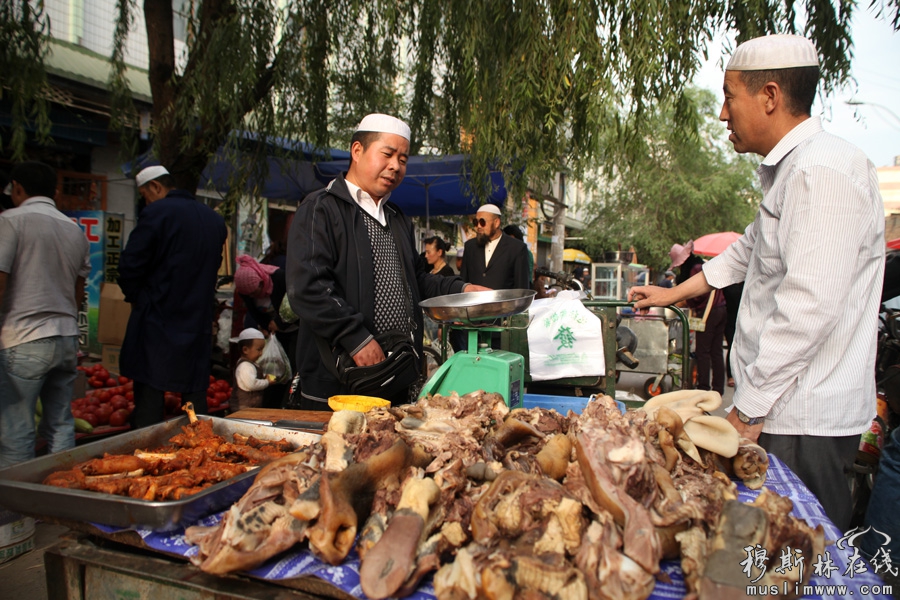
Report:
527,290,606,381
259,335,292,384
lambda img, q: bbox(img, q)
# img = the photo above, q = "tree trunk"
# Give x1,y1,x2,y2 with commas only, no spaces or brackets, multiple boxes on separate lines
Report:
143,0,206,193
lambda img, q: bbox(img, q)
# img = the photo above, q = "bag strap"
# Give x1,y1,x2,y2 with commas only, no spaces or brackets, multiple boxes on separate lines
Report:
700,291,715,324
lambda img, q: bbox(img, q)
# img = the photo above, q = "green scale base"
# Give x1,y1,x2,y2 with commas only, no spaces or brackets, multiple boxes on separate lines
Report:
419,328,524,408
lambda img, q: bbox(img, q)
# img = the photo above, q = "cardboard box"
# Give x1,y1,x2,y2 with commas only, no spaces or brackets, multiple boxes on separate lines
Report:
101,344,121,374
98,283,131,346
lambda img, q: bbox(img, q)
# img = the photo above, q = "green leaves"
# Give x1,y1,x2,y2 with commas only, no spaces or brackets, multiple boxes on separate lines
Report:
4,0,897,201
580,88,760,272
0,1,52,158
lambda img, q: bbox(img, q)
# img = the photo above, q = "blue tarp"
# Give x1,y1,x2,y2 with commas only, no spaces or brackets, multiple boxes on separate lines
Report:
126,142,506,216
312,154,506,216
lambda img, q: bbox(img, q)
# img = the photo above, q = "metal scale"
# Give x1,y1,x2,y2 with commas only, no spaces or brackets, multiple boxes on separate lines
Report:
418,290,536,408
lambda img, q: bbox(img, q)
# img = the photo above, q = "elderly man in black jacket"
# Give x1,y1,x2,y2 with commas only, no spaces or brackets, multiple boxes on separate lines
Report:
461,204,531,291
286,114,488,408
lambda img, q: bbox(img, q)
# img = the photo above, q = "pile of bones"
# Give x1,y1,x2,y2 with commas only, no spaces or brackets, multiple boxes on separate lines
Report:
186,389,823,600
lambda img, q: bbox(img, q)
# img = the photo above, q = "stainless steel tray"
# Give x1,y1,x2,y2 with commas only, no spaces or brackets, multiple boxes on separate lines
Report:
419,289,536,324
0,416,320,530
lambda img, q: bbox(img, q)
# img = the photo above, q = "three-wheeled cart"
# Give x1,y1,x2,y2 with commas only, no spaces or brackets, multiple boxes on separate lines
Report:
421,291,691,409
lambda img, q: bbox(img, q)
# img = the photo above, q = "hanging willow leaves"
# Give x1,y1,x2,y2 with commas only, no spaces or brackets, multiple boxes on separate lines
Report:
581,88,760,272
1,0,897,211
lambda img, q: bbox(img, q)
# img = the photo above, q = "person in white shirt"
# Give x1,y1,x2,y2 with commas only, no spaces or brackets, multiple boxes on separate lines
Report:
0,161,91,467
629,34,884,531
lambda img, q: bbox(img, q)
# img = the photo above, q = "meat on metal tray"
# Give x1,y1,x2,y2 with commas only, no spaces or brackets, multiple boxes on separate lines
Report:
0,415,320,530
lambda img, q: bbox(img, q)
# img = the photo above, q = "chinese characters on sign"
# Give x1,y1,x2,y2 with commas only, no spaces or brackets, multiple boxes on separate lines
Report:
742,527,896,596
104,214,124,284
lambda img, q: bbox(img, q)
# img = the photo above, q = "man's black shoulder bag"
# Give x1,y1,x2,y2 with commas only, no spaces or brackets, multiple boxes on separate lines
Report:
316,330,420,400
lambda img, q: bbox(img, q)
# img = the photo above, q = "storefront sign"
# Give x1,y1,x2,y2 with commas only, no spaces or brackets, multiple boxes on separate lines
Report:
66,210,105,355
104,213,124,284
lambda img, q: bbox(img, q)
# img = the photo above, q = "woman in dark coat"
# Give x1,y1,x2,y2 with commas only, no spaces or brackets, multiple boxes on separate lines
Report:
423,236,455,276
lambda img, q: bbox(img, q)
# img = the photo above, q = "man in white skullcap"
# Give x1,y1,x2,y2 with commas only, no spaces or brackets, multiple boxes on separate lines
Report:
629,34,884,530
287,113,488,408
119,164,227,429
461,203,531,291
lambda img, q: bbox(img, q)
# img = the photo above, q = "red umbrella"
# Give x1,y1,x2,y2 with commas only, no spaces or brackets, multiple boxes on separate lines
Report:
693,231,742,257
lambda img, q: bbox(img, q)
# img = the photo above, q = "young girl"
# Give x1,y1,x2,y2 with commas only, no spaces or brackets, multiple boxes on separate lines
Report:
230,329,275,411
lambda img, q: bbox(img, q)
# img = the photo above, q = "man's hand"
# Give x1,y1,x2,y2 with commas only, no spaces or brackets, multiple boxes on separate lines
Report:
463,284,492,293
726,408,764,443
628,284,675,311
629,270,713,311
353,339,386,366
268,320,279,334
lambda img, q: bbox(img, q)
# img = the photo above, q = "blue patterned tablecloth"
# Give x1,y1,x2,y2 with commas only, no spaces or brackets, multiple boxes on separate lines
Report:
95,455,893,599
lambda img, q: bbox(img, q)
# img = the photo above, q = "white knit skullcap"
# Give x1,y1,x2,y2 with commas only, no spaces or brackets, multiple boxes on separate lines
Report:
476,204,502,216
356,114,411,141
229,328,265,344
726,34,819,71
135,165,170,187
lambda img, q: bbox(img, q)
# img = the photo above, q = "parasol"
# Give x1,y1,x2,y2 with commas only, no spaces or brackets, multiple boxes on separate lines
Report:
692,232,742,257
563,248,592,264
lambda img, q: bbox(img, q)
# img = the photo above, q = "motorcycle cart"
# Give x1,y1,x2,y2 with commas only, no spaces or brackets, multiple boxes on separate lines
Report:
421,290,690,410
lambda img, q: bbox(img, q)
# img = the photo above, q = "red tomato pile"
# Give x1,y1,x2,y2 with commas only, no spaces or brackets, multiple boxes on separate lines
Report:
73,365,135,428
72,366,231,429
163,377,231,415
80,364,129,390
207,376,232,410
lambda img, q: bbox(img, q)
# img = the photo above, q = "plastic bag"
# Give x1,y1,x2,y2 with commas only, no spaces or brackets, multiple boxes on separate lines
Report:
527,290,606,381
259,335,292,384
279,295,299,324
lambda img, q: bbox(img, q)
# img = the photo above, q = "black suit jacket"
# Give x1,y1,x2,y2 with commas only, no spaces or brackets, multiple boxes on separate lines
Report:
461,234,531,290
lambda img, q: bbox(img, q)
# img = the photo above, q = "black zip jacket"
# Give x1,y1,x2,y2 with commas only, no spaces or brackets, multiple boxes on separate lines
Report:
286,174,466,402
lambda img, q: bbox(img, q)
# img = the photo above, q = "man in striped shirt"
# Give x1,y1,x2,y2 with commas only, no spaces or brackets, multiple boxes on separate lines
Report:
630,34,884,531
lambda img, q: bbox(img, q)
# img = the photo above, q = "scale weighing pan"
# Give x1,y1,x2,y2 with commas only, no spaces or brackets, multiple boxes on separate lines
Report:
420,289,536,326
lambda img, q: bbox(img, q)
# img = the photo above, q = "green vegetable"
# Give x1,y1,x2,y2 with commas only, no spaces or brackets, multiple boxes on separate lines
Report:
35,398,42,417
74,418,94,434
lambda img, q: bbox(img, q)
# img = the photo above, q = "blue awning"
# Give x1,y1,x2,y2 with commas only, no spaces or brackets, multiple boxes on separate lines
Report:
127,142,507,216
313,154,507,216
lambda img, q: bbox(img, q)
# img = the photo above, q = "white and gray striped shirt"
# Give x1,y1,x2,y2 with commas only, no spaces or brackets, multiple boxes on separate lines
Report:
704,117,885,436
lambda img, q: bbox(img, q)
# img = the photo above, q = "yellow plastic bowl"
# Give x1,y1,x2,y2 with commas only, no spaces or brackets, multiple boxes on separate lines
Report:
328,395,391,412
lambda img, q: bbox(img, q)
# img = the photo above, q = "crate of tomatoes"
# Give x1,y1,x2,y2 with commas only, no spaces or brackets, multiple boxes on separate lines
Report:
71,366,232,435
206,376,232,411
73,364,135,431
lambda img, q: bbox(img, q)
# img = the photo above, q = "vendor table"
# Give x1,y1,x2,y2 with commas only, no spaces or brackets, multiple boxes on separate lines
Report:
227,408,332,433
38,455,893,600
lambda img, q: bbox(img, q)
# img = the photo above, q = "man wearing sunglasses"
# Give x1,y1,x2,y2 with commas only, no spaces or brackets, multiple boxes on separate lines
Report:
460,204,531,292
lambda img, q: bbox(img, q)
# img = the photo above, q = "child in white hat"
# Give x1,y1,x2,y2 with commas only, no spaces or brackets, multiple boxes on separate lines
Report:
229,328,276,411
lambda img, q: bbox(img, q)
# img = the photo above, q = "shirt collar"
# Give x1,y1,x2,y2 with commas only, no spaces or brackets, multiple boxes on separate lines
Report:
343,178,391,206
19,196,56,208
761,116,823,167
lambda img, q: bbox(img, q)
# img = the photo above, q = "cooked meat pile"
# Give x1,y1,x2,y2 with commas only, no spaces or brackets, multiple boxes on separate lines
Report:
42,418,293,501
185,390,823,600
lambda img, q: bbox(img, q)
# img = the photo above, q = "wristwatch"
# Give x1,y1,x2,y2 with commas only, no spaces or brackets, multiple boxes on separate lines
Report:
735,408,764,426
